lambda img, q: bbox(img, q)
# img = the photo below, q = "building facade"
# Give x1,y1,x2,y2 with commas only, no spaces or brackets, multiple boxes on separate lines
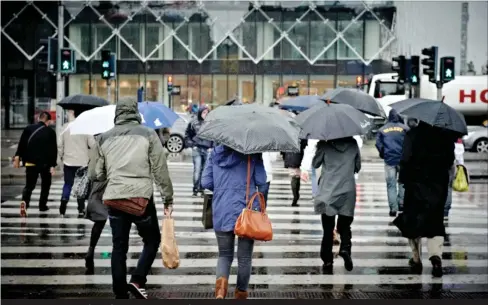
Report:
2,1,397,129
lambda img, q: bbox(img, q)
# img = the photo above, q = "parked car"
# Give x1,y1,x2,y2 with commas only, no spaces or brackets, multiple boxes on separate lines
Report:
463,125,488,153
165,112,192,153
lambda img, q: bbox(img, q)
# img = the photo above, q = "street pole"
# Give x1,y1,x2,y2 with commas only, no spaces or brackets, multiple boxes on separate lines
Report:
107,79,111,103
56,1,65,135
436,81,443,100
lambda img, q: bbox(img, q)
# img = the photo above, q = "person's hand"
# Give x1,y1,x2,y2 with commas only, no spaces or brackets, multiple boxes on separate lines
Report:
50,167,55,175
164,205,173,216
300,171,309,182
13,156,20,168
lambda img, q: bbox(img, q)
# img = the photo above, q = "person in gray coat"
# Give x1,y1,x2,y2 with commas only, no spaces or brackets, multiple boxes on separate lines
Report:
312,137,361,273
84,134,108,274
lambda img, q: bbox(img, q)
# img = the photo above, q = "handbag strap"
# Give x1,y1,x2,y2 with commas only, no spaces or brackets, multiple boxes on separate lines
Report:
27,125,45,145
244,155,267,214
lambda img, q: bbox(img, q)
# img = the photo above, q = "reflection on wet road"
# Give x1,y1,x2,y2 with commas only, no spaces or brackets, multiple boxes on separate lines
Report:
1,161,487,298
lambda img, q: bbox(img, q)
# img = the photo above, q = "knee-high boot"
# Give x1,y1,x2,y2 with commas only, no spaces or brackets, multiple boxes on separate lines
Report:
338,226,353,271
59,200,68,216
291,176,300,207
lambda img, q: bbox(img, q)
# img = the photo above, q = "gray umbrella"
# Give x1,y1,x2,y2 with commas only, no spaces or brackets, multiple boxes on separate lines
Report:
58,94,109,110
295,102,372,141
197,104,301,154
389,98,468,135
321,87,386,117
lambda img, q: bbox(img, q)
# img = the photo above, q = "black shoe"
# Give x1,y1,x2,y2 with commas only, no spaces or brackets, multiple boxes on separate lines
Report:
78,210,86,218
39,206,49,212
322,262,333,274
430,255,443,278
192,192,198,197
389,211,397,217
128,283,148,299
85,247,95,274
338,250,353,271
291,202,300,207
408,258,423,274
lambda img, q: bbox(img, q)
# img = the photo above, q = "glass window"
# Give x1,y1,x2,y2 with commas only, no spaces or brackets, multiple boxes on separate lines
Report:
81,80,94,96
187,75,201,104
120,25,141,60
282,20,309,60
239,75,255,103
173,23,189,60
337,20,364,59
145,80,160,101
145,25,161,59
212,75,228,105
190,21,212,59
79,25,92,57
96,26,116,59
201,75,213,106
170,75,188,112
238,15,257,60
337,75,359,89
283,75,310,95
94,80,116,104
310,75,335,96
227,75,238,101
118,79,140,99
310,20,336,60
216,37,239,60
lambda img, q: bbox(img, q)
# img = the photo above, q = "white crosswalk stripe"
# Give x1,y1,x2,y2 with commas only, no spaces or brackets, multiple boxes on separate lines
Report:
1,161,487,295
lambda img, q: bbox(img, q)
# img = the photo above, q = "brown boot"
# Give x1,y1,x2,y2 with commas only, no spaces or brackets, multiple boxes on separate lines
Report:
215,277,228,299
235,288,248,299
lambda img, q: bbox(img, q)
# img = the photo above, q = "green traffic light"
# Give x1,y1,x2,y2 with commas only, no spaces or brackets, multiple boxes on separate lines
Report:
102,61,109,68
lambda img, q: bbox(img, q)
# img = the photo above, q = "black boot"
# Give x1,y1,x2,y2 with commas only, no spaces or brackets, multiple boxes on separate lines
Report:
338,228,353,271
77,199,86,218
430,255,443,278
59,200,68,216
291,176,300,207
85,247,95,274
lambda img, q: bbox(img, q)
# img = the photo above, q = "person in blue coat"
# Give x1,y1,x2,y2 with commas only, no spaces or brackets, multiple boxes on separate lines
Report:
375,109,409,216
201,145,267,299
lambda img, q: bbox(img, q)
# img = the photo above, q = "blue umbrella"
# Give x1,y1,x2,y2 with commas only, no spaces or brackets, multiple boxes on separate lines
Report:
138,102,180,129
278,95,324,112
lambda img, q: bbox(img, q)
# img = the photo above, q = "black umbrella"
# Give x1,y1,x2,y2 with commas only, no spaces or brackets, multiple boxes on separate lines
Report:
58,94,110,111
197,104,301,154
389,98,468,135
321,87,386,117
295,102,372,141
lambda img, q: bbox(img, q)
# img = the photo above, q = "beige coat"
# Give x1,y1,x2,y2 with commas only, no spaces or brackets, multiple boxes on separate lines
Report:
58,123,96,167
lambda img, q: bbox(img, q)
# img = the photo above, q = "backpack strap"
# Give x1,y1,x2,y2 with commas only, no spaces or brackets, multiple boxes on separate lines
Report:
27,125,46,145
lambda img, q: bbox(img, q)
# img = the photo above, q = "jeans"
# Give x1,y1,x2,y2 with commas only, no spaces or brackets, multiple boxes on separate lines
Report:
108,199,161,298
192,147,208,193
22,165,52,209
320,214,354,263
62,165,81,200
258,182,271,203
311,167,318,197
385,164,404,212
445,165,456,216
215,231,254,292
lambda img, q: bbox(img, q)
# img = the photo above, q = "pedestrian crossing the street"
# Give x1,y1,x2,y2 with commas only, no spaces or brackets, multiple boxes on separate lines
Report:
1,161,488,298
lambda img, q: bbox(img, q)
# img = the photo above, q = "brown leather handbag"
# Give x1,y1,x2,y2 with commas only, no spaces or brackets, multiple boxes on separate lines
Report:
234,156,273,241
104,197,149,216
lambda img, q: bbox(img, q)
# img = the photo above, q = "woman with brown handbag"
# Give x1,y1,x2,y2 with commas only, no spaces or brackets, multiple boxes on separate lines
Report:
201,145,267,299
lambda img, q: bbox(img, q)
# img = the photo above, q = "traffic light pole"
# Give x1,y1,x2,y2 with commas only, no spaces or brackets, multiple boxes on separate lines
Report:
436,82,443,101
107,79,111,103
56,1,65,136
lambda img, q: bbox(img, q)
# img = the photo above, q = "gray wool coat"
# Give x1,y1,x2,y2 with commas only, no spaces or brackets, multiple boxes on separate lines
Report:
312,138,361,217
85,138,108,222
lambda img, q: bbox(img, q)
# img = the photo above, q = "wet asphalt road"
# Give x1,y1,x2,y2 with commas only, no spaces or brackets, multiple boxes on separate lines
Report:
1,158,488,299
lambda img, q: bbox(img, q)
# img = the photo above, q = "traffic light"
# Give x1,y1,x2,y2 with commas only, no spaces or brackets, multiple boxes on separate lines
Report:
391,55,406,83
421,46,438,84
410,56,420,85
101,50,115,80
59,48,76,73
440,57,455,84
167,76,173,92
37,39,49,71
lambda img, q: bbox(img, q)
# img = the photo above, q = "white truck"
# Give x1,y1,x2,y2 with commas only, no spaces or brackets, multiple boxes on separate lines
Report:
364,73,488,126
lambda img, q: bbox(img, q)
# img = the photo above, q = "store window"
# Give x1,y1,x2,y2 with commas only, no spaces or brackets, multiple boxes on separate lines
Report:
337,20,364,59
170,75,188,112
337,75,359,88
283,75,312,95
212,75,228,105
201,75,213,106
94,80,116,104
187,75,201,104
239,75,255,103
310,75,335,96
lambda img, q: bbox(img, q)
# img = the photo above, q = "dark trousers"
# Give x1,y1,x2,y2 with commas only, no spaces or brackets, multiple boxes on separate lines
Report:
21,165,52,209
108,198,161,298
60,165,85,213
320,214,354,263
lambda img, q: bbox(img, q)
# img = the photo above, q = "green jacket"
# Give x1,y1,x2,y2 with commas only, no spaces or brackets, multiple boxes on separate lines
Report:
95,97,174,206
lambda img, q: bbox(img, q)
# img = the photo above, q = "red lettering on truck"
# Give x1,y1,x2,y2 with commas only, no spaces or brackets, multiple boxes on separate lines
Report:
460,89,488,103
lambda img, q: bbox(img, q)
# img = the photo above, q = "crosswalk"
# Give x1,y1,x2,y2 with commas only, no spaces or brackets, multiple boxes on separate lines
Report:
1,161,488,298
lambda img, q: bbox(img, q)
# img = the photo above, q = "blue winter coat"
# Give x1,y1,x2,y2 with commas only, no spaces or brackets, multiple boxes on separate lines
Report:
375,109,409,167
201,145,267,232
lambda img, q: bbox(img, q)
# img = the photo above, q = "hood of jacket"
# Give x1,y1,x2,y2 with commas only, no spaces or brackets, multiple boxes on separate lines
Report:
388,108,402,123
213,145,243,168
197,106,209,121
114,97,141,125
322,137,355,153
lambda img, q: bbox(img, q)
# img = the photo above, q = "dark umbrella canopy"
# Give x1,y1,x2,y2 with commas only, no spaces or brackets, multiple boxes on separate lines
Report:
278,95,323,112
321,87,386,117
389,98,468,135
295,103,372,141
58,94,110,110
197,104,301,154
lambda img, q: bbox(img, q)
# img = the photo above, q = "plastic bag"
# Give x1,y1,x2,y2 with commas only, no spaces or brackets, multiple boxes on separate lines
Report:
72,166,91,199
453,164,469,192
161,215,180,269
